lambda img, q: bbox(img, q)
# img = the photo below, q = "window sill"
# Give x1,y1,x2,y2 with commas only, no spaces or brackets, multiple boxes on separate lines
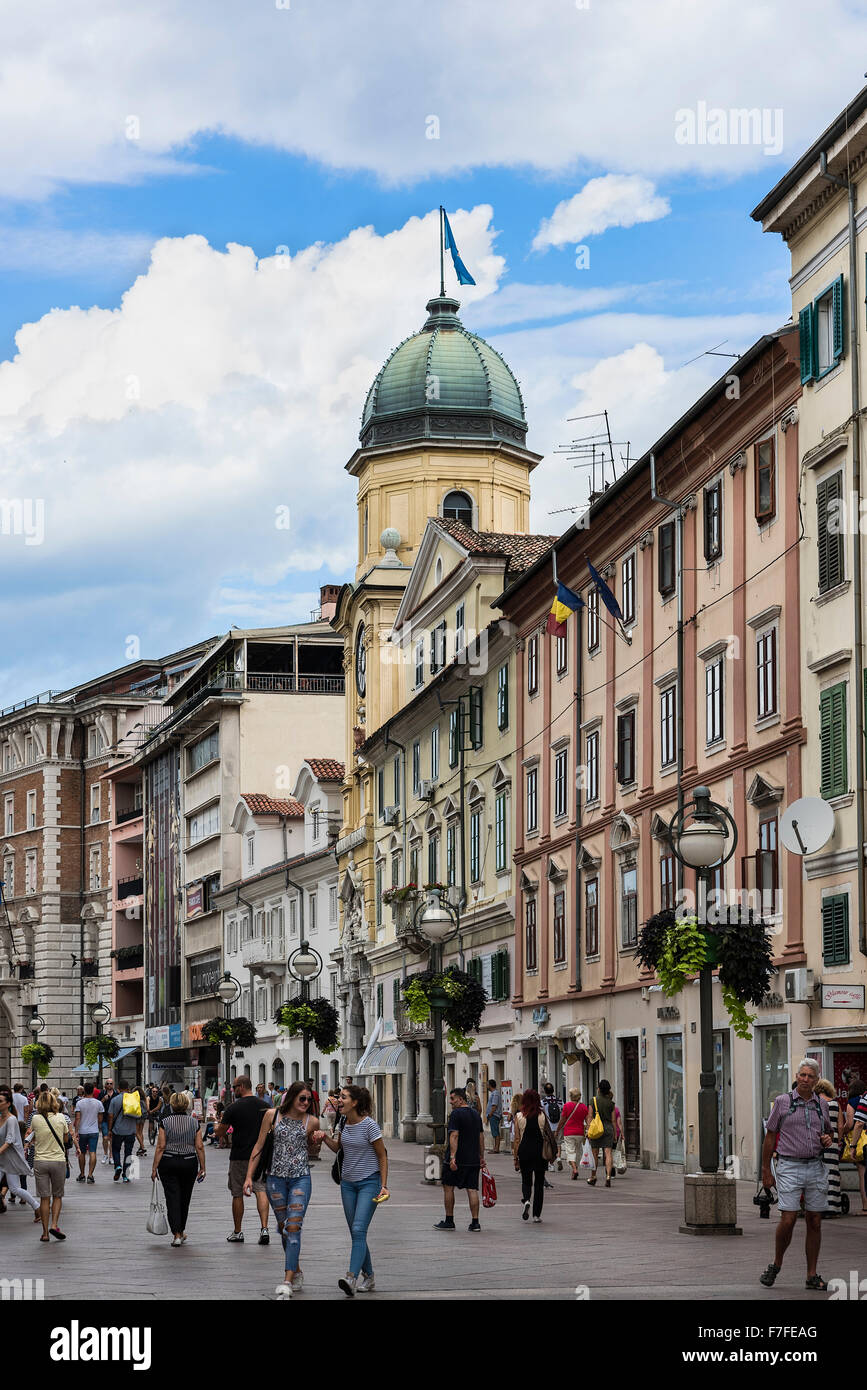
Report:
617,782,638,796
705,737,726,753
658,764,678,778
186,830,221,851
827,792,854,810
815,580,850,608
184,756,220,784
553,813,569,827
556,669,569,681
754,713,780,733
585,954,601,964
813,359,844,390
526,828,539,840
553,961,568,971
583,798,601,813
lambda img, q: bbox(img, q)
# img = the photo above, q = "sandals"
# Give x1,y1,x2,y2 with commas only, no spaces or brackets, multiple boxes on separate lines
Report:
39,1234,50,1242
586,1177,596,1186
805,1274,828,1291
759,1263,780,1287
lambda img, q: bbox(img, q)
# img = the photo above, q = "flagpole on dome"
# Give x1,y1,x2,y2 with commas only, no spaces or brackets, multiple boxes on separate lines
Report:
439,205,446,298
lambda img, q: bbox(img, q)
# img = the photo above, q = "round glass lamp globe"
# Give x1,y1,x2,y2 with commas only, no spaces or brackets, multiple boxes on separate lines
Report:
676,823,727,869
217,978,239,1005
91,1004,111,1026
28,1016,43,1034
291,950,320,980
416,905,455,943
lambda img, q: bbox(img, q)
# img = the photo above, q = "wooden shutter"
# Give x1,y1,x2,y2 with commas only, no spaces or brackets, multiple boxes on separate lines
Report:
817,472,844,593
822,894,849,965
467,956,483,985
832,274,845,362
469,686,483,749
820,683,847,799
799,304,814,383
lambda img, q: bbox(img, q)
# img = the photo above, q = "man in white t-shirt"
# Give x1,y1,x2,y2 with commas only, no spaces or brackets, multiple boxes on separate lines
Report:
11,1084,30,1124
74,1081,105,1183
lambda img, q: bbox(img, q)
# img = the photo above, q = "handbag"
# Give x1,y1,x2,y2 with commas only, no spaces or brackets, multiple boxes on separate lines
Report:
613,1136,627,1174
146,1178,169,1236
586,1098,604,1141
331,1115,346,1185
481,1166,497,1208
842,1129,867,1163
541,1116,558,1165
253,1113,275,1182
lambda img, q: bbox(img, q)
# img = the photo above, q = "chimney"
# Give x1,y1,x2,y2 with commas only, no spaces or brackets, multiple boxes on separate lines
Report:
319,584,340,621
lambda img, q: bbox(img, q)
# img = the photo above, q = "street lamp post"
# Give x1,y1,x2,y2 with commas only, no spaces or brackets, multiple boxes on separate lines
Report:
414,891,460,1155
287,941,323,1085
27,1012,45,1092
666,786,741,1236
216,973,241,1106
90,1002,112,1092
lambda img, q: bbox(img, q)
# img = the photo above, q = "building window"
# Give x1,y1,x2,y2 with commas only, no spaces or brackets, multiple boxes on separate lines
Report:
289,898,297,936
187,728,219,775
822,893,849,966
586,729,599,804
816,471,845,594
26,790,36,829
616,710,636,786
497,663,509,730
2,743,12,772
470,808,482,884
442,490,474,526
525,897,538,972
308,894,317,933
820,682,848,799
89,846,101,891
587,588,599,651
414,638,424,689
329,886,338,924
800,275,844,382
430,620,447,674
449,709,459,768
427,832,439,884
468,686,483,749
412,741,421,795
621,867,638,947
375,861,383,929
24,850,36,895
391,852,401,888
246,835,254,868
661,1033,685,1163
756,628,778,719
2,855,13,897
556,633,567,676
660,852,675,911
585,878,599,957
188,802,220,844
756,438,776,523
24,735,35,765
704,480,722,562
758,816,778,917
189,951,221,999
446,824,456,886
554,748,568,819
409,845,420,887
4,796,13,835
495,792,508,872
621,553,636,626
393,756,401,806
312,808,321,840
430,726,439,782
455,603,465,654
89,784,100,823
658,521,676,596
377,767,384,816
527,635,539,695
706,657,724,744
553,889,566,964
87,727,105,758
526,768,538,833
660,686,676,769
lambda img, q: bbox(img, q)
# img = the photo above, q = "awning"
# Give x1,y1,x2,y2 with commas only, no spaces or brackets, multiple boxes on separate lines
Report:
71,1045,139,1076
354,1042,407,1076
354,1016,383,1075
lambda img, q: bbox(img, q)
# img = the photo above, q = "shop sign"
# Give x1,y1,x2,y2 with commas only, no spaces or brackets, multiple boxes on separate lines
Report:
821,984,866,1009
186,884,203,918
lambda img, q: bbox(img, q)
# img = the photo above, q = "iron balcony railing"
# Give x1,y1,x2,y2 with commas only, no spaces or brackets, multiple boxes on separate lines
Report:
393,1001,434,1041
115,806,143,825
117,875,144,900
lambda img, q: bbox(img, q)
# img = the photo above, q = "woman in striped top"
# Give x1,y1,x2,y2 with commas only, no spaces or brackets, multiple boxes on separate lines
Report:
151,1092,205,1246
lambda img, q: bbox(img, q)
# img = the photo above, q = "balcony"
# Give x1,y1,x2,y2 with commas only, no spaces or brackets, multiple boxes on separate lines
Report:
241,936,287,975
115,806,143,825
118,875,143,900
246,673,344,694
394,1001,434,1041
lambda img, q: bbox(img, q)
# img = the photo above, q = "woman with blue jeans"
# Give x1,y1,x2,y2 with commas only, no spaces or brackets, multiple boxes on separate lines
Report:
245,1081,317,1300
316,1085,388,1296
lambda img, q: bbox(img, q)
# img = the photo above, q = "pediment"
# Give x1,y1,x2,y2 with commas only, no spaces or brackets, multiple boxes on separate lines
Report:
610,811,639,852
746,774,784,808
492,760,511,789
393,518,469,630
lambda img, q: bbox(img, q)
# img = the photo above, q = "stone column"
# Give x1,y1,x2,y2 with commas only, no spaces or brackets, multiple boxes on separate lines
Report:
400,1041,418,1143
415,1041,433,1144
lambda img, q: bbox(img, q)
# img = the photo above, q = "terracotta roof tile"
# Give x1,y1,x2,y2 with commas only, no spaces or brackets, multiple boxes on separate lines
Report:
431,518,557,576
305,758,345,782
241,794,305,818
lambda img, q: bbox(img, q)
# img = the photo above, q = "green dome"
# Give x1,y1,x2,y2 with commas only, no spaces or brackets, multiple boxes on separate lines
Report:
360,296,527,449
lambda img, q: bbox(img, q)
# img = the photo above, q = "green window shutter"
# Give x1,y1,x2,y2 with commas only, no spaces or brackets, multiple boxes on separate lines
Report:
449,709,459,767
820,683,847,799
799,304,815,383
468,956,482,985
822,894,849,966
501,950,510,1001
393,977,401,1008
376,983,383,1017
817,472,844,593
832,274,845,362
469,686,483,749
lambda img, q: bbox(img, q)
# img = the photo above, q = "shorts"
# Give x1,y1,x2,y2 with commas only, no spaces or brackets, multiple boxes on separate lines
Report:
80,1132,99,1154
100,1120,109,1137
561,1134,583,1162
488,1114,501,1139
775,1156,828,1213
34,1160,67,1199
441,1162,481,1190
228,1159,266,1198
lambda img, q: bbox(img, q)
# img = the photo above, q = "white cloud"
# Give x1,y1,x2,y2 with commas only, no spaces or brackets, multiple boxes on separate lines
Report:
1,1,865,198
532,176,671,251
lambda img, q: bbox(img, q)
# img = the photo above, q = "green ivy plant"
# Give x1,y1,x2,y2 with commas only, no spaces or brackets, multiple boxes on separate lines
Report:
656,915,706,996
83,1034,120,1068
201,1016,258,1049
401,967,487,1054
275,998,340,1054
21,1042,54,1078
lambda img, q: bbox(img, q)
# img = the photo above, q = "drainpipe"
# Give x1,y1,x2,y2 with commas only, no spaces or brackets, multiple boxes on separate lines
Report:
819,152,866,957
574,598,584,994
650,456,685,896
383,724,408,874
78,720,86,1067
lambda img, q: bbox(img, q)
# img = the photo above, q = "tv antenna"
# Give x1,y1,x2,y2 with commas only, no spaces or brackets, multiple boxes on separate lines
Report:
549,409,632,516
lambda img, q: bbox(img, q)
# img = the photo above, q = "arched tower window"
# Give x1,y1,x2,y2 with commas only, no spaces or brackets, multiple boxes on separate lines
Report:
442,490,474,527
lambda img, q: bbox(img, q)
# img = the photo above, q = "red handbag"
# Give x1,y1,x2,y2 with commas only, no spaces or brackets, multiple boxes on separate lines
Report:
481,1166,497,1209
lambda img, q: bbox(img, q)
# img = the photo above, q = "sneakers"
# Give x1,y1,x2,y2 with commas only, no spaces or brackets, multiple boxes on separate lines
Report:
292,1271,303,1292
258,1229,270,1245
122,1176,131,1184
86,1175,95,1184
171,1236,183,1247
113,1167,122,1182
102,1155,112,1165
433,1218,455,1230
338,1273,357,1297
533,1216,542,1223
226,1231,245,1243
557,1159,563,1172
358,1273,375,1292
468,1220,481,1232
521,1200,530,1221
76,1174,86,1183
275,1282,293,1299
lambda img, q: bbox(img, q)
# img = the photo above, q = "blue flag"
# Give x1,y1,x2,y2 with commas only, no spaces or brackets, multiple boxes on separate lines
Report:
442,210,476,286
587,560,623,622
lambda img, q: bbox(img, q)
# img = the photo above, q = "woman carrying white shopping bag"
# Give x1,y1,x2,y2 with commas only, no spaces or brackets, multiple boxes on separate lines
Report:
147,1178,169,1235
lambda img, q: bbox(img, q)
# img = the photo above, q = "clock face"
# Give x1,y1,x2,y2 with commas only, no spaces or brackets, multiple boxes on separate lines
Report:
355,627,366,696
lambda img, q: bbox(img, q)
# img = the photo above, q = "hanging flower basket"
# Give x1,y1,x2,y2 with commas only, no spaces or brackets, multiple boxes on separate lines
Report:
275,998,340,1054
201,1016,257,1049
21,1042,54,1078
83,1034,120,1068
402,966,487,1055
382,884,420,906
634,909,775,1039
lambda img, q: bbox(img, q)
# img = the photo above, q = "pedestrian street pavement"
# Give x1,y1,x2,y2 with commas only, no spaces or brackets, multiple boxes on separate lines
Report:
3,1140,865,1301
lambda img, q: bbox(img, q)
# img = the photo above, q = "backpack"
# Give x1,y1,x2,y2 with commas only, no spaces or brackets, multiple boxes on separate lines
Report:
122,1090,142,1118
547,1098,561,1125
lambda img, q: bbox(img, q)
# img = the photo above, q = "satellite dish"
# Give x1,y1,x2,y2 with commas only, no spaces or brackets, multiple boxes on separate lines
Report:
780,797,835,856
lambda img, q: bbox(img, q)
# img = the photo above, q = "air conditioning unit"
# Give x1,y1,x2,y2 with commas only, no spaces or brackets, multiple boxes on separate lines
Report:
380,805,400,826
784,968,814,1003
418,780,438,801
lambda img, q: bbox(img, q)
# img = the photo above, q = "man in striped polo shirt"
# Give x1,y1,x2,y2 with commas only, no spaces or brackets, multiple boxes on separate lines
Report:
759,1059,834,1291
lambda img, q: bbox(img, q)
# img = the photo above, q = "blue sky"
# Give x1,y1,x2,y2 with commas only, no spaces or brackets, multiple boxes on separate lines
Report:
1,0,865,706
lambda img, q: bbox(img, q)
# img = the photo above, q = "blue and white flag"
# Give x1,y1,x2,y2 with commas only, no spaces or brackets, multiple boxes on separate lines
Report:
587,559,623,622
442,210,476,286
